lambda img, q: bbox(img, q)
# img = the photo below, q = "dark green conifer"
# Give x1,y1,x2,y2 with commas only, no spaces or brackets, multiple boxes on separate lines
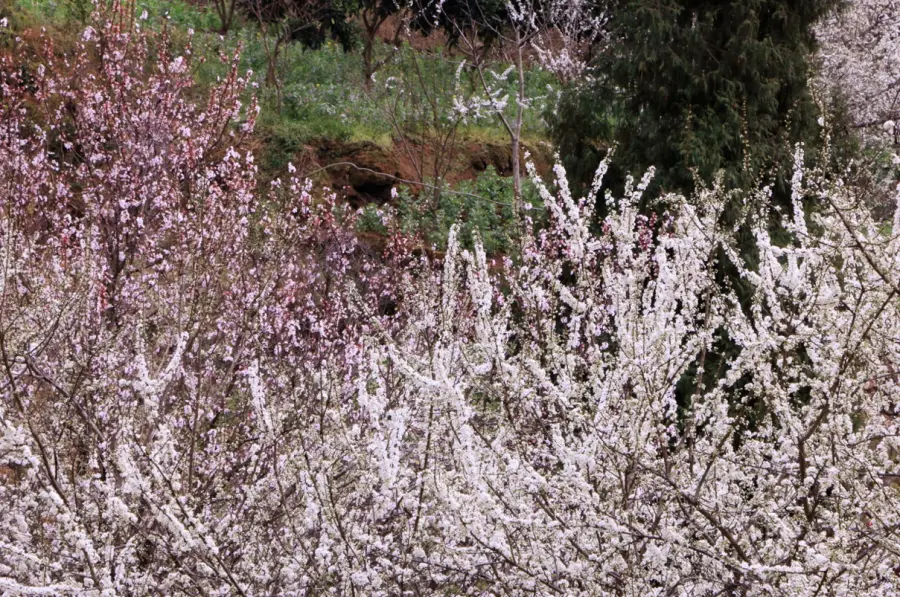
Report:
554,0,845,203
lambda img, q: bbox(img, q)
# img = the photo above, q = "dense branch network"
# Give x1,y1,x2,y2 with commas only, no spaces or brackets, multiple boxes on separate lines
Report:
0,4,898,596
818,0,900,142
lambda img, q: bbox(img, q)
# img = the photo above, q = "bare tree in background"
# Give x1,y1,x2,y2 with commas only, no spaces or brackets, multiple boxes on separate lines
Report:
212,0,239,34
358,0,413,87
434,0,606,215
247,0,334,90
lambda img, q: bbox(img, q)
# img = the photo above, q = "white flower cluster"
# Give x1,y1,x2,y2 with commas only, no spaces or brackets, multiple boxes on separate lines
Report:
2,138,899,594
818,0,900,141
0,4,899,596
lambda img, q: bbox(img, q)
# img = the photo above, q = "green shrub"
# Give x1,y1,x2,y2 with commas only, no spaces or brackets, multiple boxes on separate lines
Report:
192,34,558,152
136,0,220,30
10,0,220,29
359,167,543,255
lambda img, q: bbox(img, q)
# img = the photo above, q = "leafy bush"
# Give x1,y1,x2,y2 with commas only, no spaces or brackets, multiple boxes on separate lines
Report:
9,0,220,29
357,167,543,254
241,38,556,148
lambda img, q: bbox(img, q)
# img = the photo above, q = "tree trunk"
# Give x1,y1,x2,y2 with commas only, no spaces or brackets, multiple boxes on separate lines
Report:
512,29,526,218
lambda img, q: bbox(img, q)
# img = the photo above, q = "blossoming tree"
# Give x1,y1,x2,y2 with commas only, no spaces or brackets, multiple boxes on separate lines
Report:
818,0,900,143
1,4,899,596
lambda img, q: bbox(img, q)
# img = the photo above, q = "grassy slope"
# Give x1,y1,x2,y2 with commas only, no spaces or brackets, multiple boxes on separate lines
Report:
2,0,557,251
3,0,556,158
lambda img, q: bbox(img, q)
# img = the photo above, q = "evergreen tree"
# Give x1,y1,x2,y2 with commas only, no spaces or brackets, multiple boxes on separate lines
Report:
553,0,845,202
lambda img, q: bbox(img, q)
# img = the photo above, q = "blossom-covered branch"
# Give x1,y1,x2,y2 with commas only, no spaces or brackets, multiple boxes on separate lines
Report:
1,4,899,596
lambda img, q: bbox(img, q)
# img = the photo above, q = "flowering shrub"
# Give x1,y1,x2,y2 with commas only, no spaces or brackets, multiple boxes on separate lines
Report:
817,0,900,141
1,5,900,597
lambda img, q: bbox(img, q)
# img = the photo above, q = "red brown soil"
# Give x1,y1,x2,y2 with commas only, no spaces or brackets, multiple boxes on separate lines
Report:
284,137,552,206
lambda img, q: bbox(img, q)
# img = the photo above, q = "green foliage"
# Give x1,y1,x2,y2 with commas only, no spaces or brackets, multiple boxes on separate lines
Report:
7,0,92,26
257,41,553,143
358,167,542,255
260,42,387,140
356,202,391,235
6,0,220,29
432,167,528,254
242,0,362,50
410,0,508,48
217,39,557,174
136,0,221,30
554,0,845,203
6,0,557,183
